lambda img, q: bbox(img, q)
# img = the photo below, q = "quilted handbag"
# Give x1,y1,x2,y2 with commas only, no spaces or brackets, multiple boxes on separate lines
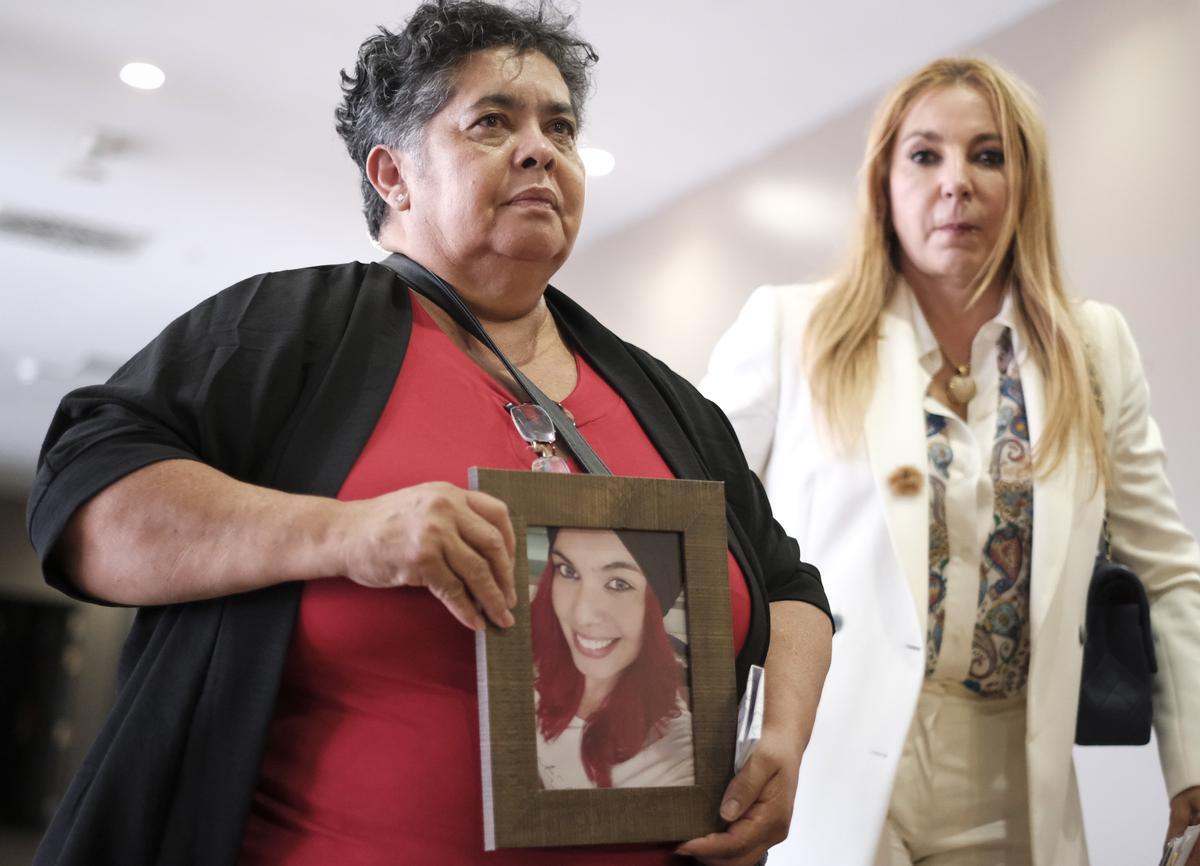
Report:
1075,532,1158,745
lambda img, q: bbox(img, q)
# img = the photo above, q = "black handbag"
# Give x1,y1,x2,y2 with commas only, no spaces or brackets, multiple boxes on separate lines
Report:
1075,520,1158,746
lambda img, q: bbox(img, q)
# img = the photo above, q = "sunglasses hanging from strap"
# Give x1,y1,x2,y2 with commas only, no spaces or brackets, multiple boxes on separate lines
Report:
379,253,612,476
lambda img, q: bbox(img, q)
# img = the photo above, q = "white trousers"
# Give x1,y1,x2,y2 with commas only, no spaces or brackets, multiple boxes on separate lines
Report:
873,682,1032,866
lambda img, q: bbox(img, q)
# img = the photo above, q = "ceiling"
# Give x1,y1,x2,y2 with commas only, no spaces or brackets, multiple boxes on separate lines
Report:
0,0,1057,494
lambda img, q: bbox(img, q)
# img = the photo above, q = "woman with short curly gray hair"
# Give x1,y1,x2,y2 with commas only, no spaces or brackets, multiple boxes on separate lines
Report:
27,2,833,865
336,0,597,240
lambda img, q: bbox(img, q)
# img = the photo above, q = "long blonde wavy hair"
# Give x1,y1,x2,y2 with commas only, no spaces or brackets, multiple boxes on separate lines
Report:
805,56,1106,484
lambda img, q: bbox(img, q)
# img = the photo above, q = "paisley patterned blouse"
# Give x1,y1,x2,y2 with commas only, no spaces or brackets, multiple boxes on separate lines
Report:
926,329,1034,697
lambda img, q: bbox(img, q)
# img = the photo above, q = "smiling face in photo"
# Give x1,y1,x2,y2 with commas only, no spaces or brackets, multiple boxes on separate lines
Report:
549,529,648,694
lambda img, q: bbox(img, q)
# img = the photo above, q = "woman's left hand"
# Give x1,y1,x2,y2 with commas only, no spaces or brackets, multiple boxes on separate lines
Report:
677,600,830,865
674,730,801,866
1166,785,1200,865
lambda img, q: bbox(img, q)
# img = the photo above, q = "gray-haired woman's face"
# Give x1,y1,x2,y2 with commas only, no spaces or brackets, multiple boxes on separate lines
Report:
401,47,586,278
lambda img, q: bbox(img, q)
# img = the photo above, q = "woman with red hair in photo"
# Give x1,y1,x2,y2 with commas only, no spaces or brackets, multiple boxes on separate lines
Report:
531,527,694,789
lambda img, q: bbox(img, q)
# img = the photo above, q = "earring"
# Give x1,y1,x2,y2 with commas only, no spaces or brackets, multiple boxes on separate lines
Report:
391,192,408,208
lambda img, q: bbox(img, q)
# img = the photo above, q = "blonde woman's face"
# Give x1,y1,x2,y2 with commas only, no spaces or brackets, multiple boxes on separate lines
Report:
888,85,1009,290
549,529,648,692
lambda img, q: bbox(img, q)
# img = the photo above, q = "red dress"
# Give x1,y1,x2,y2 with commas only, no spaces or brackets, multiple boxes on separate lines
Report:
239,298,750,865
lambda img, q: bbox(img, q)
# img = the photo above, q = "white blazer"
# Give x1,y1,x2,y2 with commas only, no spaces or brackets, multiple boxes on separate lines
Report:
700,283,1200,866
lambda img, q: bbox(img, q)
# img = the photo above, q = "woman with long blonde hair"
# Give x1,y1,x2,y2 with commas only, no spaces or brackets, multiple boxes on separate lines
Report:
702,57,1200,865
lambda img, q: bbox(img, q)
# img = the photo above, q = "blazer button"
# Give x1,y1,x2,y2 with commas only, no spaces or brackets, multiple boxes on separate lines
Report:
1079,625,1087,645
887,465,923,496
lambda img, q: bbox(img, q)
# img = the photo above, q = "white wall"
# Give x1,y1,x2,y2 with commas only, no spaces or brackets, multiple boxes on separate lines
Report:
560,0,1199,862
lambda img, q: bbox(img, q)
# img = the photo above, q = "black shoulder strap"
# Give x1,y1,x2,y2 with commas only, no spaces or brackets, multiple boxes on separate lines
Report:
379,253,611,475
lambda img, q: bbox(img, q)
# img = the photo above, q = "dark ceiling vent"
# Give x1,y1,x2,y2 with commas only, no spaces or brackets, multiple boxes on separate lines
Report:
0,208,147,255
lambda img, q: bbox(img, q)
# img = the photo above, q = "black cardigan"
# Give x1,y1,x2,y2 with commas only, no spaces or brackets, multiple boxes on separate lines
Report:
27,262,829,866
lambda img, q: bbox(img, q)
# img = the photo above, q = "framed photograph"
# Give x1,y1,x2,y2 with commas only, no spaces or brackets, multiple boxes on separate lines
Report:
469,468,736,850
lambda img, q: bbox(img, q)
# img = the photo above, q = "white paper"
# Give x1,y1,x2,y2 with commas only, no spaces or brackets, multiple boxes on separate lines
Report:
734,664,764,772
1159,823,1200,866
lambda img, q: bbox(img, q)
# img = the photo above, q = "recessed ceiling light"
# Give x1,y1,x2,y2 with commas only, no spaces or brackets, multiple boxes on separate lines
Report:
579,147,615,177
119,62,165,91
15,356,39,385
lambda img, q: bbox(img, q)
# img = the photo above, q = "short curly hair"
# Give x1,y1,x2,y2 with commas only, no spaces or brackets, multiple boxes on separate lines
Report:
335,0,599,240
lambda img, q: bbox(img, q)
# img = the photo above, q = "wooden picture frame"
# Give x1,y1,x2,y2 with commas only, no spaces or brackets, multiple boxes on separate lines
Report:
469,468,736,850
